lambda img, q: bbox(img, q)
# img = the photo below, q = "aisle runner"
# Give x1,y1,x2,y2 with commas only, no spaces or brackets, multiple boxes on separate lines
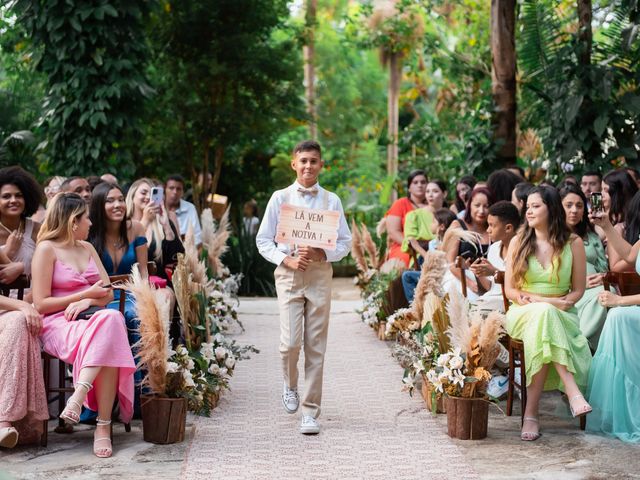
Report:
182,299,479,480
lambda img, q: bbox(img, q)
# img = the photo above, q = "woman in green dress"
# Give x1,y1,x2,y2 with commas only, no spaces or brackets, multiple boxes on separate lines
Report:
505,186,592,441
589,192,640,442
560,184,608,349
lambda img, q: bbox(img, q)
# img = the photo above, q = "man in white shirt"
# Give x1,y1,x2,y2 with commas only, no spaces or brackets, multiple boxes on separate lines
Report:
470,201,521,313
256,140,351,435
165,174,202,247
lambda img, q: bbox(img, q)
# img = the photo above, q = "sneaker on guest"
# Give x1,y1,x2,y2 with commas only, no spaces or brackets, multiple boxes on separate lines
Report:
514,367,522,399
300,415,320,435
486,374,509,399
282,384,299,414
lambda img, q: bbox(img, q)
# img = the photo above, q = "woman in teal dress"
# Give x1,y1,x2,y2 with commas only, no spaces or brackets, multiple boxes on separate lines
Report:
560,184,608,349
505,186,592,441
589,192,640,442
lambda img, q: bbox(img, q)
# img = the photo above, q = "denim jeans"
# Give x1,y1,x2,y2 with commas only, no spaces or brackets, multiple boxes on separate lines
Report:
401,270,421,303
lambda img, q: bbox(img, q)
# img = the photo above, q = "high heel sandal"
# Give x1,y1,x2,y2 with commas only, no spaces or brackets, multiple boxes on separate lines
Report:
60,381,93,425
569,394,592,418
520,417,542,441
94,418,113,458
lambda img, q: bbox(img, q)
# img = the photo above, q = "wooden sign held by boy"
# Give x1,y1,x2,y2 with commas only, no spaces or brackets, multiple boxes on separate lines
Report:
276,204,340,251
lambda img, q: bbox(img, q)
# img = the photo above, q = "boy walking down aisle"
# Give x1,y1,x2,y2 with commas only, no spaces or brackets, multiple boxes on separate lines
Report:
256,140,351,435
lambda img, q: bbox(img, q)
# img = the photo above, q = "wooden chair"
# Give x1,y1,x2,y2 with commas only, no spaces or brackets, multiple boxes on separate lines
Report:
602,271,640,296
42,274,134,447
494,271,527,424
455,256,468,298
494,271,586,430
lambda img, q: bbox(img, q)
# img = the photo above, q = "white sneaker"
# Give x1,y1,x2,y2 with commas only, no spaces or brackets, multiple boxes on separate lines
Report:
282,385,299,414
300,415,320,435
486,374,509,399
514,367,522,399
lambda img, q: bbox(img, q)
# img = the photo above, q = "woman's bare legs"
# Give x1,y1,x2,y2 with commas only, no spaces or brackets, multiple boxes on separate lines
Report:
93,366,118,457
522,364,550,438
60,366,102,423
554,363,591,415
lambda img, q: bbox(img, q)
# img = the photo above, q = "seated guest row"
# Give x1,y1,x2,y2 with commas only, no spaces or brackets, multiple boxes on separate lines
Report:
390,167,640,443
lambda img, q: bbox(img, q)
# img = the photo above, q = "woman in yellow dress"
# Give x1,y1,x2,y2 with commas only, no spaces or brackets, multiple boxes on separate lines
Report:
505,186,592,441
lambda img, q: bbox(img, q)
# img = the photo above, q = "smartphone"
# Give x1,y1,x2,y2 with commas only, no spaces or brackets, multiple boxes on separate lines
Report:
76,306,103,321
590,192,603,212
150,186,164,205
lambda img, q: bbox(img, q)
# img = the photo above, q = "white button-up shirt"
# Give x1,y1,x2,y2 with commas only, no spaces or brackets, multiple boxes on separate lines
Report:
175,199,202,246
256,181,352,266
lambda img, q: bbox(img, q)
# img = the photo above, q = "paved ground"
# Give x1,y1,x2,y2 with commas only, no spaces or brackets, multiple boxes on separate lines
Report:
1,278,639,479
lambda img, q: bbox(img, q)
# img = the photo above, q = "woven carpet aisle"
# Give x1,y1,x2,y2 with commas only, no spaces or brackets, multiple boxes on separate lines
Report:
181,298,479,480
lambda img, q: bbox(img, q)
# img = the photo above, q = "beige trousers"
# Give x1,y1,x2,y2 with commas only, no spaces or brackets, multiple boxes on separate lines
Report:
275,261,333,419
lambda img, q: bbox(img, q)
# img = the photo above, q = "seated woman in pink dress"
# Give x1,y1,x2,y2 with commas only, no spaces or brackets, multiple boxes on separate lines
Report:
0,248,48,448
32,193,136,458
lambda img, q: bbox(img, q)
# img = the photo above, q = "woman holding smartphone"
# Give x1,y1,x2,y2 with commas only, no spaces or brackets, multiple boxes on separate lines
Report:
32,193,135,457
588,192,640,442
601,170,638,271
126,178,184,282
442,187,493,301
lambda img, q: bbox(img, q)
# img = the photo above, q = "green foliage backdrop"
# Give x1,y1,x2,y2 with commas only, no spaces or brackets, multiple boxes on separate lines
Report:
14,0,151,177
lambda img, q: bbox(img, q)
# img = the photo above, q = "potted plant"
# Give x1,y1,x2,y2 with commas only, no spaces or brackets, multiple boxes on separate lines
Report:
425,290,504,440
126,267,190,444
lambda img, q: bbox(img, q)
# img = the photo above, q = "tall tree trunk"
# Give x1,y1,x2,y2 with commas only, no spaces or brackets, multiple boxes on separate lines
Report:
304,0,317,140
577,0,593,66
490,0,517,165
210,144,224,201
387,52,401,181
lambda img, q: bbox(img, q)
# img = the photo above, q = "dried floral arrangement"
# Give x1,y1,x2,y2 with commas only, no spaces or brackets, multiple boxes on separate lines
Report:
133,209,257,416
425,289,504,399
351,220,406,329
385,250,448,339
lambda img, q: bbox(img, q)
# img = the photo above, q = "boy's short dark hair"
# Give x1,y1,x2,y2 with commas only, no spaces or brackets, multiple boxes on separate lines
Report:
165,174,185,187
293,140,321,158
433,208,457,231
582,170,602,179
488,200,521,229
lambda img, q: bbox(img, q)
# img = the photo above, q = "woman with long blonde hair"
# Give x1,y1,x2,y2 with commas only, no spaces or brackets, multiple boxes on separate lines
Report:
125,178,183,281
32,193,135,458
504,185,592,441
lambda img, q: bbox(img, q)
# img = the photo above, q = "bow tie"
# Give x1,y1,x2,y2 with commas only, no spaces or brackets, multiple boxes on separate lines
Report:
297,187,319,197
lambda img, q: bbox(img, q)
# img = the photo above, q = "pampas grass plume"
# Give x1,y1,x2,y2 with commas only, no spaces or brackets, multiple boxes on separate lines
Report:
445,288,472,354
351,219,368,273
361,223,380,270
127,264,170,395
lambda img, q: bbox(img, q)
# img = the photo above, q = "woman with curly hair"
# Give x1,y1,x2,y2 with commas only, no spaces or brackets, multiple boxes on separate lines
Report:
0,166,44,291
504,185,592,441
